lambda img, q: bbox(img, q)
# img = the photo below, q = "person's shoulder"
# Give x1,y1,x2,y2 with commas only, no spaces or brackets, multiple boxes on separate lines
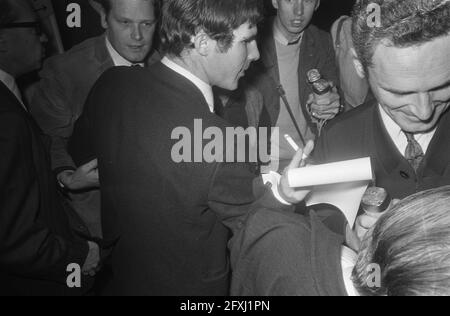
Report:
324,100,375,134
307,24,332,42
41,36,105,73
244,208,312,241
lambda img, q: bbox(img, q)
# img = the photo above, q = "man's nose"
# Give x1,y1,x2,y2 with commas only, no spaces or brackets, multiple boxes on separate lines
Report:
293,0,304,16
131,24,143,41
248,41,260,62
412,93,434,121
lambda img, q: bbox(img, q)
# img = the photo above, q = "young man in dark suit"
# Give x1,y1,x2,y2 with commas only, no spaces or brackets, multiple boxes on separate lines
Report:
72,0,312,295
0,0,99,296
29,0,159,238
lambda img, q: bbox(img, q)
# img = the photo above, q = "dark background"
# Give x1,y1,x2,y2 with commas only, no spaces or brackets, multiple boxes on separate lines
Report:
51,0,357,51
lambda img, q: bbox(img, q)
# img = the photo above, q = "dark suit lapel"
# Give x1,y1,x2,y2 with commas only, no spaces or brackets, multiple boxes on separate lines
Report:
423,109,450,177
298,27,317,128
0,81,27,114
258,19,281,126
260,18,280,84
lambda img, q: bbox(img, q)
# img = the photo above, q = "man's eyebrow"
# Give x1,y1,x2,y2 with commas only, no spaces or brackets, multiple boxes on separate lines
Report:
381,79,450,95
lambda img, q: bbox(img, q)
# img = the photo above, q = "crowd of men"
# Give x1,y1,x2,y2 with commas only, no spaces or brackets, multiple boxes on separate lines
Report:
1,0,450,296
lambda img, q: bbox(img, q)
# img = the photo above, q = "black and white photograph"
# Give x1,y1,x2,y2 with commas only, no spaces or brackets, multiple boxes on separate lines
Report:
1,0,450,300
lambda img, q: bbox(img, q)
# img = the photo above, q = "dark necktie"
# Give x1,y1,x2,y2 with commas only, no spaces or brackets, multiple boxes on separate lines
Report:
404,132,424,172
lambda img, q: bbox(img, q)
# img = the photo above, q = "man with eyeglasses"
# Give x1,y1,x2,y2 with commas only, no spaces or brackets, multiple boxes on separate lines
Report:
29,0,160,239
0,0,100,296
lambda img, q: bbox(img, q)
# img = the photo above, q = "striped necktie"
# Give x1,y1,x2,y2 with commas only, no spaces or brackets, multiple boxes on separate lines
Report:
404,132,424,172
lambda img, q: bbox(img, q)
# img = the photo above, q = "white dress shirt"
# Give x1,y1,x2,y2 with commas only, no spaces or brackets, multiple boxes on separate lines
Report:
161,57,214,112
0,68,27,111
378,104,436,156
106,37,144,67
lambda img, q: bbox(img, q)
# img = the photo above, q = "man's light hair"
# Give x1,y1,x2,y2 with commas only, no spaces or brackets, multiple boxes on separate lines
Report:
353,186,450,296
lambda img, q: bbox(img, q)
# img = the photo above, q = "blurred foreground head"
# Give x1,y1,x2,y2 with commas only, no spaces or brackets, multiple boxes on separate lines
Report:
354,185,450,296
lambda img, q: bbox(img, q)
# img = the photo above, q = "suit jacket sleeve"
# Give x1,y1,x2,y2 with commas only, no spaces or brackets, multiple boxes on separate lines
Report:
230,208,346,296
30,60,77,174
230,209,318,296
0,112,88,282
207,162,294,234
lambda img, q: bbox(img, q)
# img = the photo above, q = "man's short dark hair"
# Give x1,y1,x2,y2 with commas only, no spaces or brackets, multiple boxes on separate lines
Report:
160,0,263,56
352,0,450,70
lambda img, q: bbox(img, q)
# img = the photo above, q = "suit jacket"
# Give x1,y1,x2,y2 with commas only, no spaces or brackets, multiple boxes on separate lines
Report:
230,207,348,296
74,63,293,296
0,82,91,296
314,101,450,199
29,35,159,173
247,20,339,135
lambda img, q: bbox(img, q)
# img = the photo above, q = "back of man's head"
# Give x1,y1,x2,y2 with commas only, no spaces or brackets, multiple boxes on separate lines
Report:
160,0,262,56
352,0,450,71
353,186,450,296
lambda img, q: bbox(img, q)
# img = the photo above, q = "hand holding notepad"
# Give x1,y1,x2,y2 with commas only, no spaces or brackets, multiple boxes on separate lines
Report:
287,158,374,227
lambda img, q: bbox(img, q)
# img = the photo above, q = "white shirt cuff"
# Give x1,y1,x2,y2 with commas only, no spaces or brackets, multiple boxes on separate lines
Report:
262,172,292,206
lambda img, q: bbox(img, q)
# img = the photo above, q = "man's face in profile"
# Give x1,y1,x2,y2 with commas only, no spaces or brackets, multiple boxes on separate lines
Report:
207,22,260,91
368,35,450,133
272,0,319,41
102,0,156,63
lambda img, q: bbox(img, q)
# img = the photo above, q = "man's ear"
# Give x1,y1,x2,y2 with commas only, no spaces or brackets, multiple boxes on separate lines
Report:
272,0,279,10
315,0,321,11
351,48,366,79
89,0,108,29
193,31,210,57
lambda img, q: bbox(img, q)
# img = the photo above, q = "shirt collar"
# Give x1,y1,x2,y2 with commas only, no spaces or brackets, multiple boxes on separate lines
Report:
0,68,16,93
0,68,26,110
161,57,214,112
378,104,403,139
105,37,144,67
273,19,303,46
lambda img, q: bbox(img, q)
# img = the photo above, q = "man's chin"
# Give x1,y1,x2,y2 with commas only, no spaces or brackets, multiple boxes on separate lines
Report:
400,121,439,134
123,52,148,64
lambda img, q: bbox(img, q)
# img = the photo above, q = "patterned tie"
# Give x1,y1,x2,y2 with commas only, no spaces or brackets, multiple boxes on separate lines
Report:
404,132,424,172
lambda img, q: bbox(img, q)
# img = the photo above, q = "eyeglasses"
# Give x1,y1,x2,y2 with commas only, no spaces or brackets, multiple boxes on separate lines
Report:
0,22,42,36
